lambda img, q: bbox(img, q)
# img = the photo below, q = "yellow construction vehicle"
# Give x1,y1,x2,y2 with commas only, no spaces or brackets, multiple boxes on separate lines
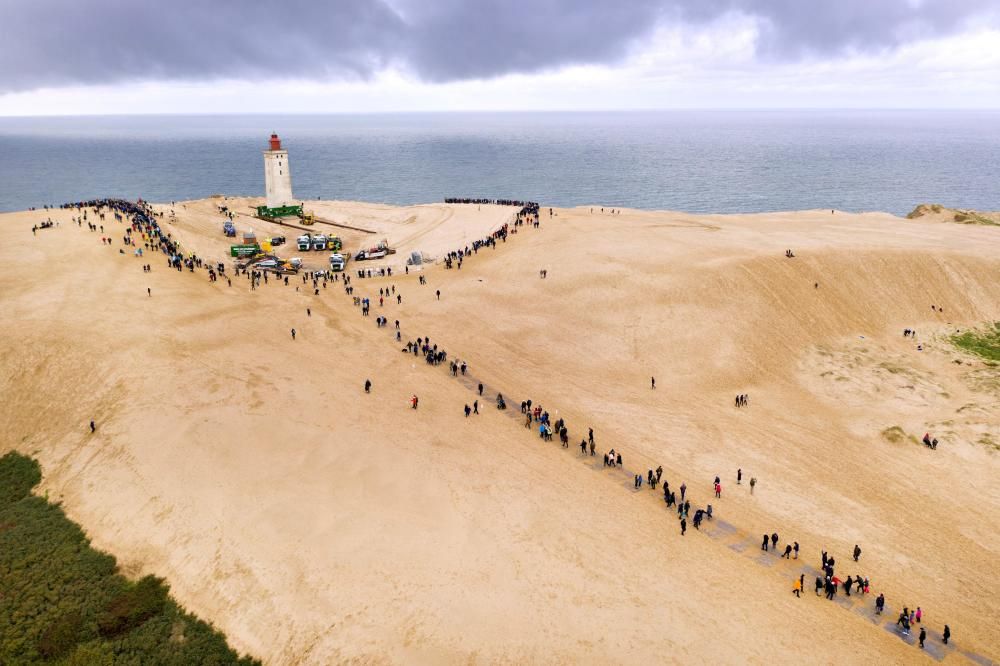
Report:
300,213,315,226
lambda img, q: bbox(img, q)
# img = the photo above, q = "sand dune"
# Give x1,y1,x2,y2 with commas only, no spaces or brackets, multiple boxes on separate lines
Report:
2,201,998,664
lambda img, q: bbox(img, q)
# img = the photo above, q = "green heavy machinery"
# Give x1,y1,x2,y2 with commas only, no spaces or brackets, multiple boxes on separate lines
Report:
255,204,303,220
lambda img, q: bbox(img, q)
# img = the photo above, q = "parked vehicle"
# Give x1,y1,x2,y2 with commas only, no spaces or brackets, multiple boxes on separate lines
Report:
329,253,346,271
312,234,328,251
297,234,312,251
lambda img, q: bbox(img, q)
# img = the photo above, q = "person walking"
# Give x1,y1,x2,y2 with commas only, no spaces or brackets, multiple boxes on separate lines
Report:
761,534,769,552
793,577,801,597
365,379,372,393
875,593,885,614
714,482,722,498
411,395,418,409
473,400,479,414
737,468,742,484
680,518,687,536
943,625,950,644
680,483,687,501
89,420,96,433
919,627,926,649
749,477,757,494
464,404,471,417
651,376,656,389
291,328,296,340
783,544,792,559
478,383,484,396
854,544,862,561
436,289,441,300
793,542,799,559
771,533,779,551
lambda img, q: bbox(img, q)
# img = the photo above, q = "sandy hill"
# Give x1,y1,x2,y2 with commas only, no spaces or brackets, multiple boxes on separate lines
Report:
908,203,1000,227
1,201,998,664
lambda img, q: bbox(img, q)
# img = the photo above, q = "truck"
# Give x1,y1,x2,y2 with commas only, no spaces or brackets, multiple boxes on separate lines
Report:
312,234,328,251
223,221,236,237
297,234,312,251
329,253,346,271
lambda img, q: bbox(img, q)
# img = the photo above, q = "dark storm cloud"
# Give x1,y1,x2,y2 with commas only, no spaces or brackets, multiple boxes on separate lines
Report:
0,0,993,93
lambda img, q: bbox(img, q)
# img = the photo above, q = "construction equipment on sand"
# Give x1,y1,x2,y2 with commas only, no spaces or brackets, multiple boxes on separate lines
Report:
255,204,303,220
354,239,395,261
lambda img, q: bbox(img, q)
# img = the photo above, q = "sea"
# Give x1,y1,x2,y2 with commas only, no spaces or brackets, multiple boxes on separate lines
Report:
1,111,998,215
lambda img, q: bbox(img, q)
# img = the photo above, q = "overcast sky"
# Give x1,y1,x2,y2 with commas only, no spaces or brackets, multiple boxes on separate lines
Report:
1,0,998,115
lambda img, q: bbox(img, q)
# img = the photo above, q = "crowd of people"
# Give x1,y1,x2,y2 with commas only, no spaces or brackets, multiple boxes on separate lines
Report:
52,196,958,657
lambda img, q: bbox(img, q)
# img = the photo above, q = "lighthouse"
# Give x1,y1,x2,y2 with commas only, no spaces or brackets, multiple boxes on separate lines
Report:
263,132,293,208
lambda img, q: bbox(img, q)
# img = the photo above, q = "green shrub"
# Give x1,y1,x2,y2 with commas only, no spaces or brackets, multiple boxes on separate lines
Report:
0,451,42,505
0,452,259,665
97,575,168,637
951,323,1000,362
37,611,84,659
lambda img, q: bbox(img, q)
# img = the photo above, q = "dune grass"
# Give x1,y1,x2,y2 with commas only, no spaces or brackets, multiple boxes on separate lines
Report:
0,451,259,664
951,323,1000,362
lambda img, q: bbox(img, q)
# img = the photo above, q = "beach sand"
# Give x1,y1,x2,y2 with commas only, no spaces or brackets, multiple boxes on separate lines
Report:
1,200,998,663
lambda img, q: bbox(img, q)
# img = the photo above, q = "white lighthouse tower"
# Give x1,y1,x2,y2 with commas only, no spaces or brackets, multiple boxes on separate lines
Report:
263,132,293,209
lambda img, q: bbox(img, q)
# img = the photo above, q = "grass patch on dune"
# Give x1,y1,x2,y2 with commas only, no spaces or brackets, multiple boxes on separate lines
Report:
953,211,1000,226
0,452,258,664
881,426,906,444
880,426,922,447
951,323,1000,362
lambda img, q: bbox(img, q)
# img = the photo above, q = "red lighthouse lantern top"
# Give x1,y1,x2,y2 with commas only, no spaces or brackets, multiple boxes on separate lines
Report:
269,133,282,151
